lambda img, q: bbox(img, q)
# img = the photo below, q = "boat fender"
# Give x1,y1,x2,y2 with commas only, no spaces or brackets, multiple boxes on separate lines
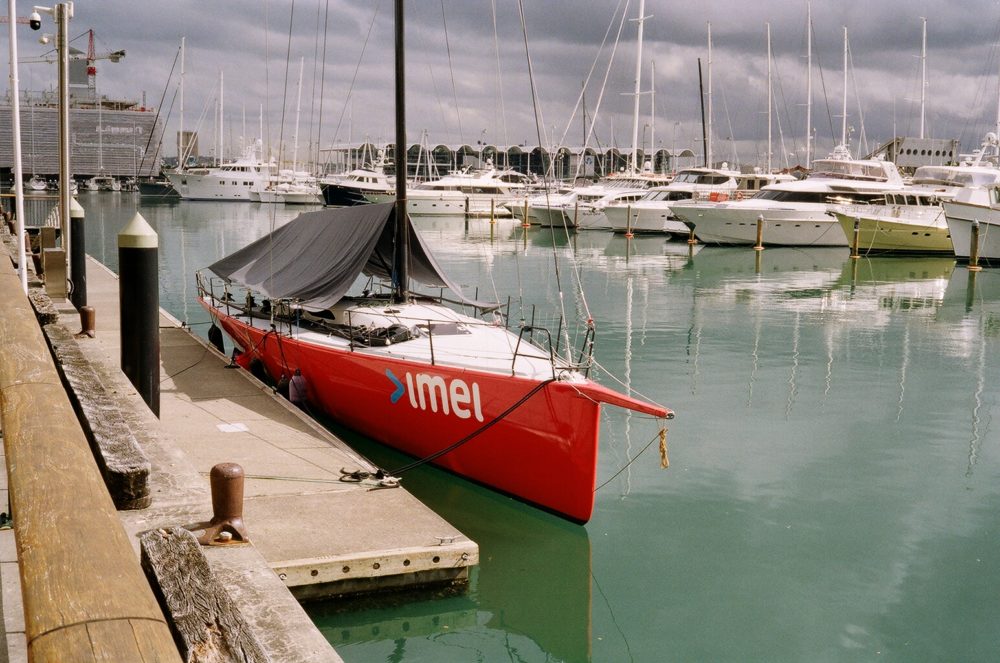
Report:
248,357,269,383
208,323,225,354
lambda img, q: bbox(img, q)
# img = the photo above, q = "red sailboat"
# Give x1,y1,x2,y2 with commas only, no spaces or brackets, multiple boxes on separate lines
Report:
196,1,672,523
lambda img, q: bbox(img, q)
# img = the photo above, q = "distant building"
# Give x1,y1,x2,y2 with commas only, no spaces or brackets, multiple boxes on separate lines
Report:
0,44,164,181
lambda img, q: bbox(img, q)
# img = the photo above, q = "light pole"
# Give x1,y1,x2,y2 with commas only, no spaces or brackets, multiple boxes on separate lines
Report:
671,121,680,173
32,2,72,279
9,0,28,292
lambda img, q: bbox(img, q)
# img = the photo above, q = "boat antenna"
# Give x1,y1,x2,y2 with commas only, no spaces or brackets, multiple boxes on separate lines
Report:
393,0,409,303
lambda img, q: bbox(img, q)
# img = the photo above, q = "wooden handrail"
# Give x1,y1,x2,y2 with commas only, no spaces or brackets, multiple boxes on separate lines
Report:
0,254,180,661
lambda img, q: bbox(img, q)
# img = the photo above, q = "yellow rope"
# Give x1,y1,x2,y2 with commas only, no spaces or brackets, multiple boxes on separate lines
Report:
658,426,669,468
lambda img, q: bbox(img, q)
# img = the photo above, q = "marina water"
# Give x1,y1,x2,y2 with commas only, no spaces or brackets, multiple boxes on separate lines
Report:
82,194,1000,661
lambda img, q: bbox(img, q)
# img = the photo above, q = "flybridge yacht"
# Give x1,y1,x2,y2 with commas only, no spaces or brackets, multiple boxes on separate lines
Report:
364,160,532,217
671,146,907,246
167,141,274,201
833,168,1000,254
604,166,744,234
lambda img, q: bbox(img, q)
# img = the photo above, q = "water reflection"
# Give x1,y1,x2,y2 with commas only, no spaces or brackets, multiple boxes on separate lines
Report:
306,428,593,663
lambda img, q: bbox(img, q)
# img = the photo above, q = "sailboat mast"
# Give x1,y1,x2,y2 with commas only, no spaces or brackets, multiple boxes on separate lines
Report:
919,16,926,139
767,22,772,173
630,0,646,175
698,58,707,167
805,2,812,167
650,59,655,172
707,22,713,167
179,37,185,166
393,0,409,302
841,27,848,148
293,57,304,172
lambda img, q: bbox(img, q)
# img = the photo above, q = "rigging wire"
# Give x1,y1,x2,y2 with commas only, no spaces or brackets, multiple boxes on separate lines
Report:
490,0,509,162
330,1,382,147
315,0,331,170
811,20,837,152
440,0,465,145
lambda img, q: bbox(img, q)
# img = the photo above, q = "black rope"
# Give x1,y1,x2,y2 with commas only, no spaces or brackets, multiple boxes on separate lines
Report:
593,430,661,493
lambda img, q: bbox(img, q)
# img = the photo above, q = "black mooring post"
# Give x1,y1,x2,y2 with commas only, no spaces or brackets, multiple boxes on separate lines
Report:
118,212,160,417
69,198,86,309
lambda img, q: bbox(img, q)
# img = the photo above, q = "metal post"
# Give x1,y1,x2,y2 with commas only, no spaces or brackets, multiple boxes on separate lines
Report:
687,227,697,245
754,214,764,251
969,220,983,272
490,197,495,224
522,197,530,228
57,2,72,281
118,212,159,417
7,0,27,292
573,199,579,229
625,204,634,238
850,216,861,259
69,198,86,309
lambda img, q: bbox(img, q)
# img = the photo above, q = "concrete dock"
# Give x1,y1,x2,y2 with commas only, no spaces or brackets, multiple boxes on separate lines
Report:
0,235,478,661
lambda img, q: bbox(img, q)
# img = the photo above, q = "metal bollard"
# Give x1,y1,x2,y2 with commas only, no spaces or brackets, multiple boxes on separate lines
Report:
77,305,95,338
118,212,160,417
969,219,983,272
195,462,250,546
754,214,765,251
69,199,87,310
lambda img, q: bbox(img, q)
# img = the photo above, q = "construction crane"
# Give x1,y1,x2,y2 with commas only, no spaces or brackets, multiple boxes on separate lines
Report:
20,28,125,88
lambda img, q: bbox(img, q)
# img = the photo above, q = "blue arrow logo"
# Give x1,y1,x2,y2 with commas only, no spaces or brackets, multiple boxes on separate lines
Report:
386,369,405,404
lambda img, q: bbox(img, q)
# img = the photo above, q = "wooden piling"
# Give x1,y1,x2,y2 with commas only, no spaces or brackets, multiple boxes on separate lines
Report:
850,217,861,259
753,214,765,251
969,219,983,272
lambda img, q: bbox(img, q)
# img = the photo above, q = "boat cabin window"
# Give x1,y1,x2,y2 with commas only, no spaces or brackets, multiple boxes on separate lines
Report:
810,159,889,181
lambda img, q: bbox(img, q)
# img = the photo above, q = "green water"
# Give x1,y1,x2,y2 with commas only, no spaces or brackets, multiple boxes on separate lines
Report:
81,195,1000,662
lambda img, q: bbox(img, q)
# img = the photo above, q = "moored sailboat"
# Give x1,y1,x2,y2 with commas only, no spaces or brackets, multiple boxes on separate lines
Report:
196,1,673,524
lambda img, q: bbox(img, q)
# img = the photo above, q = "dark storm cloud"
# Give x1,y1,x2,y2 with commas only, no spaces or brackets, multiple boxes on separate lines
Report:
10,0,1000,167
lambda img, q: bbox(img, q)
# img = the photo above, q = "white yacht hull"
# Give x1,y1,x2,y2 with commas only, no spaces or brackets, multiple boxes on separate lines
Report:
943,200,1000,261
675,202,847,246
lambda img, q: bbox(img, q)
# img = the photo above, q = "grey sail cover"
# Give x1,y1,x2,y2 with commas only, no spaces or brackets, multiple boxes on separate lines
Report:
207,203,494,311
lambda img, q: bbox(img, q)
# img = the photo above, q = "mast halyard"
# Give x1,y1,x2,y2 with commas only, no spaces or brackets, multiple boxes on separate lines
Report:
393,0,409,303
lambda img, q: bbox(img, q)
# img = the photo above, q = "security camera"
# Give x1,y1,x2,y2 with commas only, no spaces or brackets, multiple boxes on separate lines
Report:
29,11,41,30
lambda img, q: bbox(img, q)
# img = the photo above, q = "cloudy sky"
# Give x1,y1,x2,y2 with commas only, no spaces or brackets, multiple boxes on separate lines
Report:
10,0,1000,169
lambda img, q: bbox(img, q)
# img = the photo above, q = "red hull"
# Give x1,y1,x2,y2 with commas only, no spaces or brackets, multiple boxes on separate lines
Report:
209,305,667,523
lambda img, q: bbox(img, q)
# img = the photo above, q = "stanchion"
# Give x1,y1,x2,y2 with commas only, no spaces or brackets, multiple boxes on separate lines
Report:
118,212,160,417
753,214,765,251
573,200,579,229
969,219,983,272
490,197,495,224
522,198,530,228
625,204,634,238
850,216,861,259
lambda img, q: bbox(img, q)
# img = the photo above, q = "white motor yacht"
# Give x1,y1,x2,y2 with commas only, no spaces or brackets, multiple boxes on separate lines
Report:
605,166,743,234
167,141,273,201
671,146,906,246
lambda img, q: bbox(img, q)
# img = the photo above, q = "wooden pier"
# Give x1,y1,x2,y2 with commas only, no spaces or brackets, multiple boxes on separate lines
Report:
0,231,478,661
